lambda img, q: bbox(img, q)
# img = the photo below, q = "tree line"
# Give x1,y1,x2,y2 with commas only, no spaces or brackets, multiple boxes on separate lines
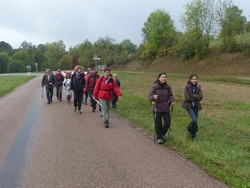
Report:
0,0,249,73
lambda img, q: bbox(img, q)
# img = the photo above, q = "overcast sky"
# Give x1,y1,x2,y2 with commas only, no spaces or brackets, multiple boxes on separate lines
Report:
0,0,249,49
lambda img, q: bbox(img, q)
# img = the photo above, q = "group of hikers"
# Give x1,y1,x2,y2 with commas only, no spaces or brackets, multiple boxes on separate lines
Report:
41,65,122,128
41,66,203,143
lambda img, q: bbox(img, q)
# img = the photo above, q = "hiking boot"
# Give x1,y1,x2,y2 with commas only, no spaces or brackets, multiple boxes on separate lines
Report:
104,121,109,128
156,139,163,144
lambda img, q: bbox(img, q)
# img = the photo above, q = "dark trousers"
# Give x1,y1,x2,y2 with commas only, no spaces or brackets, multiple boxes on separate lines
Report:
74,91,83,110
112,94,118,108
88,90,97,110
154,111,171,139
56,85,63,99
46,87,53,102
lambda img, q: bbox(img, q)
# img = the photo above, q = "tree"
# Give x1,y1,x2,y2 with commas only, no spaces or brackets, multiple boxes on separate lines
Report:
71,54,78,69
216,1,246,52
7,60,25,73
0,52,10,73
141,9,176,58
0,41,13,55
35,44,48,71
181,0,216,59
45,40,66,70
94,37,115,66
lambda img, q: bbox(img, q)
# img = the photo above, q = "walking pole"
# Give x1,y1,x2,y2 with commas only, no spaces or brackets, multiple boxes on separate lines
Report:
93,97,107,110
41,86,44,98
154,107,157,143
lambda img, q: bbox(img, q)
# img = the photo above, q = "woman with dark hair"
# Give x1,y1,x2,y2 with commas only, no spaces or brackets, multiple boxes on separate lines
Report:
148,72,175,144
182,73,203,139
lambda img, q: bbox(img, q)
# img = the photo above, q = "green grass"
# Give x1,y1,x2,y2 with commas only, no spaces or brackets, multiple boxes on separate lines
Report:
111,71,250,188
0,75,35,97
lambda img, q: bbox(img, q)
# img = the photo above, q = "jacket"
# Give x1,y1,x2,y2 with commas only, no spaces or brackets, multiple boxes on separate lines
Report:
148,81,174,112
55,73,64,87
182,81,203,110
94,76,122,100
41,73,55,89
70,72,86,92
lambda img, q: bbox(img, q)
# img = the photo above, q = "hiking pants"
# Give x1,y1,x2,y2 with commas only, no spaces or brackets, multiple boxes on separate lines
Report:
56,85,63,99
154,111,171,139
74,91,83,110
88,90,97,110
112,94,118,108
46,87,53,102
99,99,111,125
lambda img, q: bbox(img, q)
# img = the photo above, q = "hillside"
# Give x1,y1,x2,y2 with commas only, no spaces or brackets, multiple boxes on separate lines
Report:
112,53,250,77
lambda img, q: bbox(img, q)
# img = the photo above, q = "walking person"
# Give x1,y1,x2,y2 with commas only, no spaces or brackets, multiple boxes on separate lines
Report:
111,73,121,108
70,65,86,114
93,68,122,128
55,69,64,102
182,73,203,139
63,72,71,104
148,72,175,144
41,69,56,104
83,71,89,105
85,69,99,112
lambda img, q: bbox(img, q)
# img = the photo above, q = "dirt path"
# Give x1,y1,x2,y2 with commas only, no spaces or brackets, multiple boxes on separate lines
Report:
0,76,229,188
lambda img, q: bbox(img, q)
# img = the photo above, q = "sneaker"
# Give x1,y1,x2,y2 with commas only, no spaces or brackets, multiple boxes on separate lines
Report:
74,107,77,112
99,113,103,117
78,110,82,114
156,139,163,144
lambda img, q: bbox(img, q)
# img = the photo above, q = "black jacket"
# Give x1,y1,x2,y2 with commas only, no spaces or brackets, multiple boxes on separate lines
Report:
70,72,86,92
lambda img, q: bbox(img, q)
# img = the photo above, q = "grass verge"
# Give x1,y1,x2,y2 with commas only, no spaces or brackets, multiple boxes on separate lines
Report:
0,75,35,97
111,71,250,188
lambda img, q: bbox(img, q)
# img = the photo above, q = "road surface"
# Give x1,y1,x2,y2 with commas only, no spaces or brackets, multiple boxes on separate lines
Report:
0,76,228,188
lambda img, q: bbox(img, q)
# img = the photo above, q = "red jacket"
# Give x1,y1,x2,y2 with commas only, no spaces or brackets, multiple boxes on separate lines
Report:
94,76,121,100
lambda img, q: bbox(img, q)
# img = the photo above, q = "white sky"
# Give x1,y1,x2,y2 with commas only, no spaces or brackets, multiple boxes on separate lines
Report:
0,0,249,49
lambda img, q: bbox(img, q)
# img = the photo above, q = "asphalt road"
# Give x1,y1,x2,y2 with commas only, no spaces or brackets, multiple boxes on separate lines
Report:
0,76,229,188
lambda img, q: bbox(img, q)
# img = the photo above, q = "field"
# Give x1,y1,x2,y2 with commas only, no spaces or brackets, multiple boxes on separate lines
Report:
111,71,250,188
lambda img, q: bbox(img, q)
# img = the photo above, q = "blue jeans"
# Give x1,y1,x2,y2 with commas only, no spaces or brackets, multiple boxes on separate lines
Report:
187,108,198,123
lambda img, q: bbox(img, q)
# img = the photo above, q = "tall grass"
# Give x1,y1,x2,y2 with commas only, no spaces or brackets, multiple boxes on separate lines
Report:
0,75,35,97
111,71,250,188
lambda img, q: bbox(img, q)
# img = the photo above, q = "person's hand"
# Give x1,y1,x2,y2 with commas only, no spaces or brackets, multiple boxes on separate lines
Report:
153,95,158,100
118,96,122,100
171,101,175,105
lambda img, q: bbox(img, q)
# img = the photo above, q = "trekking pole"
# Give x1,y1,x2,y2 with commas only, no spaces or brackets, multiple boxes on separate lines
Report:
93,97,107,110
41,86,44,98
154,107,157,143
